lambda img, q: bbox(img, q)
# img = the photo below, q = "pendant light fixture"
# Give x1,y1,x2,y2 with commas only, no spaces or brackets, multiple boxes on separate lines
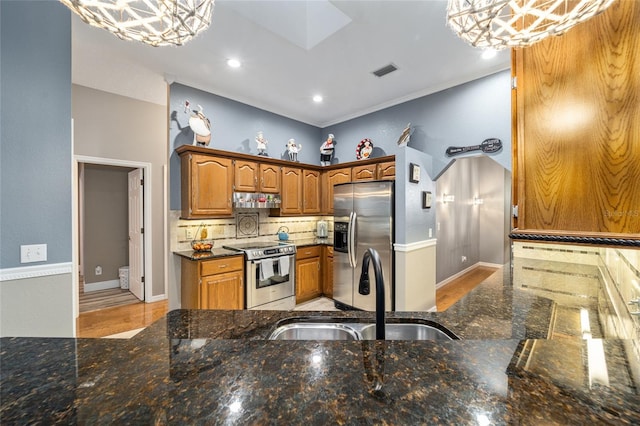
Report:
446,0,615,50
60,0,215,47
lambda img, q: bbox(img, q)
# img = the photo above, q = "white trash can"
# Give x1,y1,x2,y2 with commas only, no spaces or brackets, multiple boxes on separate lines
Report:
119,266,129,289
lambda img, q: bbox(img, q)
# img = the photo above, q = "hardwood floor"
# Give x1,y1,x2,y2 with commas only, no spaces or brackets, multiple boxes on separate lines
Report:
77,299,168,338
436,266,499,311
79,288,141,313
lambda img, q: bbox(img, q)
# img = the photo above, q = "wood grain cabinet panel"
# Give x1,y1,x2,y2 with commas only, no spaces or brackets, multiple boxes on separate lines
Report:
234,160,258,192
376,161,396,180
352,164,377,181
513,0,640,236
322,168,352,214
322,246,334,298
303,169,321,214
259,164,280,193
180,255,244,310
280,167,303,215
296,245,322,303
181,154,233,218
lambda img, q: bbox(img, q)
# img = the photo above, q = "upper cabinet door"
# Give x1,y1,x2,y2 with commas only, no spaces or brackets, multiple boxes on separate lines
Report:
352,164,376,181
182,154,233,218
513,0,640,237
376,161,396,180
234,160,258,192
322,168,352,214
259,163,281,193
303,169,321,214
280,167,303,215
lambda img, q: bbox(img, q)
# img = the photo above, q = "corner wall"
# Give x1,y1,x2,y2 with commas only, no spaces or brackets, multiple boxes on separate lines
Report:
0,1,73,337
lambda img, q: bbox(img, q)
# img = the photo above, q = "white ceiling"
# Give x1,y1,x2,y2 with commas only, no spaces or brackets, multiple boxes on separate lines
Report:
70,0,510,127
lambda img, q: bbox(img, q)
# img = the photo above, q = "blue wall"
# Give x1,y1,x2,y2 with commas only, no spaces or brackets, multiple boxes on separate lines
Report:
169,71,511,213
169,83,323,210
323,70,511,178
0,0,72,268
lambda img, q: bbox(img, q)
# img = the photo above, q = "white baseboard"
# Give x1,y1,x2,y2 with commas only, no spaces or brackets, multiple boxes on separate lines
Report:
146,294,168,303
84,279,120,292
436,262,501,289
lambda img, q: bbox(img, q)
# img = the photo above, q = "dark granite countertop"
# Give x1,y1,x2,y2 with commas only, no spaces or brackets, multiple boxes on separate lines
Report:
2,267,639,424
173,248,242,261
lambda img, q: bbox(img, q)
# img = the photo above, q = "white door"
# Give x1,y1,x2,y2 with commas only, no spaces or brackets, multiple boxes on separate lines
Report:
128,169,144,301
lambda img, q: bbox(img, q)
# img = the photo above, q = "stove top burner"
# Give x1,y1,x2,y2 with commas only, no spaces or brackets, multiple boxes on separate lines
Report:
223,241,296,260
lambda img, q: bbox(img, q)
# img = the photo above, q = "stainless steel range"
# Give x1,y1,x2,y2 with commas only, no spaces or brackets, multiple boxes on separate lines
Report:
223,242,296,310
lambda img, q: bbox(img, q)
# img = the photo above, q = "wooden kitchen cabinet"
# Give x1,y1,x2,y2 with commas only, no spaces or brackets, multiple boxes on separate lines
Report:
295,245,322,304
352,164,377,181
180,153,233,218
376,161,395,180
234,161,281,194
259,163,280,193
302,169,321,214
280,167,303,215
234,160,258,192
180,255,244,310
322,167,352,214
322,245,334,298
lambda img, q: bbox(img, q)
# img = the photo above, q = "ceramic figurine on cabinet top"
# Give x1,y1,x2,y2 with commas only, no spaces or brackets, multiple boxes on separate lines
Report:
255,131,269,156
189,105,212,146
397,123,411,147
320,133,337,166
287,138,302,162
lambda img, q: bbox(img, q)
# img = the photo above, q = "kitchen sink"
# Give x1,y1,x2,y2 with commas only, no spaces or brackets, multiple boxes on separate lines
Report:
268,323,360,340
268,318,458,341
358,323,454,341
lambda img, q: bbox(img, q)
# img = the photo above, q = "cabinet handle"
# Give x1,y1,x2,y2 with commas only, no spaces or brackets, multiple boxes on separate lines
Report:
219,264,227,268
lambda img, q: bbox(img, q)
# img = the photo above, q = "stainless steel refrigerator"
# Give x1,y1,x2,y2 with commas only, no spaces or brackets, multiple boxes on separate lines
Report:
333,181,394,311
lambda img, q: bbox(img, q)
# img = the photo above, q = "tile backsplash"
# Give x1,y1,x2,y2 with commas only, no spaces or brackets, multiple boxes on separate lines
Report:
170,210,333,252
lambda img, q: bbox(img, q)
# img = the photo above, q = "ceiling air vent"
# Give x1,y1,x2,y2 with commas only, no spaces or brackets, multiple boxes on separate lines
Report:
372,63,398,78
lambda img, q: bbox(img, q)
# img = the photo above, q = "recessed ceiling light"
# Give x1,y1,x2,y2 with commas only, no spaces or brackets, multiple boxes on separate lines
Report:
227,58,241,68
313,95,323,103
481,49,497,60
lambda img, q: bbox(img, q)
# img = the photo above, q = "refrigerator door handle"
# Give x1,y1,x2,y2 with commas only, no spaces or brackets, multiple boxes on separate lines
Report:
347,212,355,268
350,212,357,268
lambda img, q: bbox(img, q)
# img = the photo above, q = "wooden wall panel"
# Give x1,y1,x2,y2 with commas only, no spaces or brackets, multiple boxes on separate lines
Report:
514,0,640,236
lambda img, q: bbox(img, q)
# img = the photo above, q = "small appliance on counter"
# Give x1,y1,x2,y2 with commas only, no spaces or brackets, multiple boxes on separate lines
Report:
316,220,328,238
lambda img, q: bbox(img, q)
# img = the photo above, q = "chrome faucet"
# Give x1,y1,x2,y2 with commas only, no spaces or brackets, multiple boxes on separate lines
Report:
358,248,385,340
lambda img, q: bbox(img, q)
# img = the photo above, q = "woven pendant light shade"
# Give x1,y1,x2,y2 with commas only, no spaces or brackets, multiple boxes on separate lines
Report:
60,0,214,47
446,0,615,49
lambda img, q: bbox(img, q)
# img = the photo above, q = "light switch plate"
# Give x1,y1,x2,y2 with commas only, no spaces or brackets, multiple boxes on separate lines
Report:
20,244,47,263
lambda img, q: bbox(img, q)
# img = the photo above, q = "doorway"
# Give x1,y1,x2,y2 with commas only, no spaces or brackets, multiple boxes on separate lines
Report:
73,156,152,316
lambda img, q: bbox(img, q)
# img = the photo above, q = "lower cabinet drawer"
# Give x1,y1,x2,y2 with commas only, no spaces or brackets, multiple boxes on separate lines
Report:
201,256,244,276
296,245,321,260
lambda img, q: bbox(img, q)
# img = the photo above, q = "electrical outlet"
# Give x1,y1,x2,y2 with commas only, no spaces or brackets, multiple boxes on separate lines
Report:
185,228,194,239
20,244,47,263
428,228,433,238
95,265,102,276
461,256,467,263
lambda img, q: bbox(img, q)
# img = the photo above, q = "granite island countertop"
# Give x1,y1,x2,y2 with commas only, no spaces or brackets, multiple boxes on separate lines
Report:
2,267,639,424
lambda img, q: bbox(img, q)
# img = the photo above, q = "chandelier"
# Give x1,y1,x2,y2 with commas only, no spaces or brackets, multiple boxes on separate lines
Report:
60,0,215,47
446,0,615,49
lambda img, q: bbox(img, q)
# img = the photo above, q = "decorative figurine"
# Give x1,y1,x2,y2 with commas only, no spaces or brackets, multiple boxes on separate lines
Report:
320,133,336,166
255,131,269,156
189,105,211,146
356,138,373,160
286,138,302,162
397,123,411,147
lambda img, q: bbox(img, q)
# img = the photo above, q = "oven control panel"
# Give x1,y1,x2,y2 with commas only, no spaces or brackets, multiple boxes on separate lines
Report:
248,245,295,260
